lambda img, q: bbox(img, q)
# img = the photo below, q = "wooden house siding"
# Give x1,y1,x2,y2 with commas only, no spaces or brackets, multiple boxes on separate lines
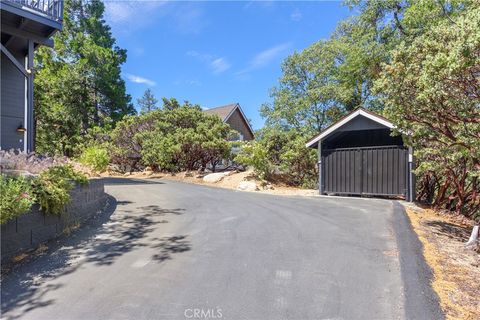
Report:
203,103,254,141
226,109,254,141
1,0,63,151
1,51,26,150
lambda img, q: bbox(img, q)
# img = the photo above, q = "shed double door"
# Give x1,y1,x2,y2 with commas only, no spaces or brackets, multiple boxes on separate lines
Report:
323,146,408,197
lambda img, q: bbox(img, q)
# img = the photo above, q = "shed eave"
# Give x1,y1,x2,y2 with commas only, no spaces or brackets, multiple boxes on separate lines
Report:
305,109,395,148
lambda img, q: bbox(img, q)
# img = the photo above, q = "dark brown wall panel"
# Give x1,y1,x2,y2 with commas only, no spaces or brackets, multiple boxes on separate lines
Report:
323,146,407,197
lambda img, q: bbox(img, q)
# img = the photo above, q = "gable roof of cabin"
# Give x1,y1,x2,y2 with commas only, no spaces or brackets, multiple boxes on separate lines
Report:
305,108,395,148
204,103,255,137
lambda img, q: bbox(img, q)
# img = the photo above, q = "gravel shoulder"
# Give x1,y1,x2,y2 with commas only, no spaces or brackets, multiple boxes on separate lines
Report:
401,203,480,320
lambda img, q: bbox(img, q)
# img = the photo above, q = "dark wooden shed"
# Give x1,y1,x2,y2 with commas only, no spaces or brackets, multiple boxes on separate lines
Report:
306,108,414,201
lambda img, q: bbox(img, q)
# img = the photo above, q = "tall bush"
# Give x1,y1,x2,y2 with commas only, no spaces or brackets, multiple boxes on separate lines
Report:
235,128,317,188
109,102,232,172
139,105,232,171
109,111,160,171
376,8,480,218
79,145,110,173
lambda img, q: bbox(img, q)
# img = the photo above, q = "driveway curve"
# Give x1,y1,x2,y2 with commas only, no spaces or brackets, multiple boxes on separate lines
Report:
1,178,441,320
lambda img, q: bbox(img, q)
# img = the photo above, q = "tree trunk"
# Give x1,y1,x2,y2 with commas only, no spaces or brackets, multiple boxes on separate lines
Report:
466,225,479,247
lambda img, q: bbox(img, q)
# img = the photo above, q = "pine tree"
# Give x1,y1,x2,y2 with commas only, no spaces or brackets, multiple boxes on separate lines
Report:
34,0,135,156
137,89,158,113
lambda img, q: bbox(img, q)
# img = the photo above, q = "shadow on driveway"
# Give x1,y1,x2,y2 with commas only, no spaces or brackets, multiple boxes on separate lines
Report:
1,195,190,320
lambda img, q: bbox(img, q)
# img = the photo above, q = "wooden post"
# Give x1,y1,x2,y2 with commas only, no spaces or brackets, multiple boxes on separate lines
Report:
318,141,324,195
407,147,414,202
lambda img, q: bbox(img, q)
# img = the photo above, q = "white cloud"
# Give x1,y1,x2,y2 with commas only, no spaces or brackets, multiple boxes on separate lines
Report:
132,47,145,57
125,73,156,86
243,0,275,10
187,51,231,74
174,79,202,87
186,51,209,60
236,42,292,75
211,58,231,74
173,6,207,34
104,1,166,24
104,1,205,34
290,8,302,22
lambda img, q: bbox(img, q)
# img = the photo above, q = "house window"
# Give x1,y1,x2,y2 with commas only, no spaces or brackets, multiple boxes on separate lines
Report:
228,132,243,141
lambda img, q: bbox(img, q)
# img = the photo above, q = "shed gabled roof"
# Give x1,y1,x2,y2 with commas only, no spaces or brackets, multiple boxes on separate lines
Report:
305,108,395,148
204,103,255,137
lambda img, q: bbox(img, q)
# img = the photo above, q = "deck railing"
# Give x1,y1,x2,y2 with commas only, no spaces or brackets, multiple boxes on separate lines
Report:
5,0,64,21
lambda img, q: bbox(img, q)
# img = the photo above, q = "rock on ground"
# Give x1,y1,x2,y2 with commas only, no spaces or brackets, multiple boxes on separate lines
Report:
203,172,227,183
237,181,259,192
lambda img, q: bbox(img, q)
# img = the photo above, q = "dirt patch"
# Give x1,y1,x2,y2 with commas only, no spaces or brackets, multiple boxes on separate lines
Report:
111,169,318,197
404,205,480,319
163,170,318,197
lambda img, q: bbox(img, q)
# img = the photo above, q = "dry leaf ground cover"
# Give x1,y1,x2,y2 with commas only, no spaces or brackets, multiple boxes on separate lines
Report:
404,204,480,319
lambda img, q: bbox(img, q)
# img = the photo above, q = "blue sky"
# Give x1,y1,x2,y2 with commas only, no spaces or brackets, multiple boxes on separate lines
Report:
104,1,352,130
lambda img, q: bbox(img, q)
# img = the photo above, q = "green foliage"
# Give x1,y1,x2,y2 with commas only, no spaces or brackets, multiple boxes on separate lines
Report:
162,97,182,110
0,176,36,225
109,101,233,172
260,41,347,135
375,6,480,217
262,0,475,137
139,104,233,171
33,165,88,215
109,111,160,171
235,128,317,188
34,0,135,156
278,136,318,188
235,141,272,180
0,165,88,223
138,89,158,113
79,145,110,172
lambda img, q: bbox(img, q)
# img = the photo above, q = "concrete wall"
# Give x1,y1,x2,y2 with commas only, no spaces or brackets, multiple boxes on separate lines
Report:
1,179,107,262
1,50,26,151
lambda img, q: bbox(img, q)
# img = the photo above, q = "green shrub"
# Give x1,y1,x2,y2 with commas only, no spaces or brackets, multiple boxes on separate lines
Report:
110,103,232,172
79,145,110,172
41,165,88,185
33,165,88,215
235,141,272,180
0,175,36,224
0,165,89,223
235,128,317,188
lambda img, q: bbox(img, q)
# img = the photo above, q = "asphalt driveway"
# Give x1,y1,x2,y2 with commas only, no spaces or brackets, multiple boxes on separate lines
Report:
1,178,441,320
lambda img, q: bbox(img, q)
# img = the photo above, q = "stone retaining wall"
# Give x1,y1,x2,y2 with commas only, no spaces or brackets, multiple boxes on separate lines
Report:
1,179,107,262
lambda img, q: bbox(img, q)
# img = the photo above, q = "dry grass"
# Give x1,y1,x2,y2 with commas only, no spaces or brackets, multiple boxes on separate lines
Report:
405,206,480,319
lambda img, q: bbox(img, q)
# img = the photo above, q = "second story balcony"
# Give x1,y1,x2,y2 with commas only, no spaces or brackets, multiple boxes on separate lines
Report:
1,0,63,50
1,0,63,32
7,0,63,21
